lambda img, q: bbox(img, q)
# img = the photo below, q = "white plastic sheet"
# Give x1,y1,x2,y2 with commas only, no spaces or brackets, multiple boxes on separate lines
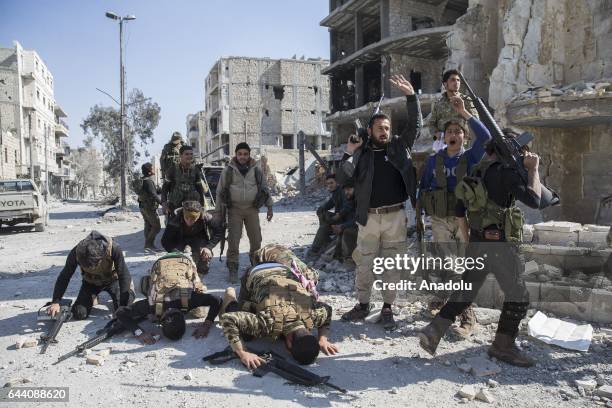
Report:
527,311,593,352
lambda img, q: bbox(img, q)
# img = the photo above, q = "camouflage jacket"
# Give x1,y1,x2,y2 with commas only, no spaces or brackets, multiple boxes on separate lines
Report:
160,142,183,175
220,257,330,352
426,92,479,136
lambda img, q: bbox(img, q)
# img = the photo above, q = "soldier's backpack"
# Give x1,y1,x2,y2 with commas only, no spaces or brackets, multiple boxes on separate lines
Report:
140,253,206,318
131,177,144,195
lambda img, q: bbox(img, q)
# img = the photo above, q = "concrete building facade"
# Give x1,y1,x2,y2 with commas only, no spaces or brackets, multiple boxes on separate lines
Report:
203,56,331,163
0,41,68,188
186,110,206,157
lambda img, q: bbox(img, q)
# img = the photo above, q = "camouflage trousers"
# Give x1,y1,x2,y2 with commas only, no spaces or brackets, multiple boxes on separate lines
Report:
140,207,161,247
354,209,407,304
226,207,262,268
427,215,467,302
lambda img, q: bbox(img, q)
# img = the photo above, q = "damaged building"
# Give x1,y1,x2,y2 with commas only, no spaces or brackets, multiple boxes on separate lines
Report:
202,56,331,169
322,0,612,225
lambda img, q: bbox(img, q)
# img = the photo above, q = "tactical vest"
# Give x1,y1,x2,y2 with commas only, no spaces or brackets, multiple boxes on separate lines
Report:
455,160,524,243
220,164,269,209
137,176,157,209
245,264,315,339
142,253,205,318
420,153,468,217
78,235,117,286
168,164,200,207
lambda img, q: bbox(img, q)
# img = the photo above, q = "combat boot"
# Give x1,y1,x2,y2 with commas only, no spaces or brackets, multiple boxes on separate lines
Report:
341,303,373,321
227,263,239,284
451,305,476,339
488,332,535,367
219,287,237,317
418,315,453,356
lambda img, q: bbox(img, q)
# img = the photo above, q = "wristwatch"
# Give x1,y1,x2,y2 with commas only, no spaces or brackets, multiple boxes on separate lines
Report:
134,329,143,337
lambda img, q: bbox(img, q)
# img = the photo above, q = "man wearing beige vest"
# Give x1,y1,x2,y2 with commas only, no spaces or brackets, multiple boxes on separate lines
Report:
216,142,273,283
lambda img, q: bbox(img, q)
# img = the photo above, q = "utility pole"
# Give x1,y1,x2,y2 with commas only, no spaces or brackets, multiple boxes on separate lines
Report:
106,11,136,208
44,124,49,202
298,130,306,196
28,111,35,182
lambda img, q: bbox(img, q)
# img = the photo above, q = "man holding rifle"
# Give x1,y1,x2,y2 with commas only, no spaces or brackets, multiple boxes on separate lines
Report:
417,73,557,368
338,74,421,330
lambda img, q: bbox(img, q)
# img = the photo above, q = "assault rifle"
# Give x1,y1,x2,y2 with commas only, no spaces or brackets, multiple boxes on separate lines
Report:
53,320,124,365
457,73,560,209
38,299,72,354
203,346,347,394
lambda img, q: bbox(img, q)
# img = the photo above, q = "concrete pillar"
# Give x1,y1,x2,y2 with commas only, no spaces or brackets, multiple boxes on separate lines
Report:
355,65,365,107
355,12,364,51
380,0,390,39
381,55,391,97
330,30,337,63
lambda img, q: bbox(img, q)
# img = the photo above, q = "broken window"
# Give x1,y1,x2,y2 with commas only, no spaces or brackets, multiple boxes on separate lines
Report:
282,134,294,149
273,86,285,100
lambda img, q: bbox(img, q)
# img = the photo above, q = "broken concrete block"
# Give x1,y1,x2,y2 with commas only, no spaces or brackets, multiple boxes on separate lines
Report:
86,355,105,366
184,372,193,380
458,385,477,400
21,338,38,348
3,378,30,388
465,356,502,377
15,338,26,349
476,388,495,403
473,308,501,325
575,379,598,391
487,379,499,388
524,260,539,275
595,385,612,399
540,264,563,279
534,221,582,233
458,363,472,373
97,348,112,358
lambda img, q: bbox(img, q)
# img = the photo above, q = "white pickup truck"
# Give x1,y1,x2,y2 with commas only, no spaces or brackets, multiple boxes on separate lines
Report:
0,179,48,232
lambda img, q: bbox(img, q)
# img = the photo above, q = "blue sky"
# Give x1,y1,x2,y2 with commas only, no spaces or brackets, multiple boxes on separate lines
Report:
0,0,330,156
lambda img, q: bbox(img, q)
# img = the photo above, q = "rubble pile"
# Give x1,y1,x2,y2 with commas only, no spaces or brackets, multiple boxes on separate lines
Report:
511,79,612,103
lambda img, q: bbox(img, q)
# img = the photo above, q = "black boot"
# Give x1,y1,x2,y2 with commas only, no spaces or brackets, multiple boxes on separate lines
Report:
488,332,535,367
418,315,453,356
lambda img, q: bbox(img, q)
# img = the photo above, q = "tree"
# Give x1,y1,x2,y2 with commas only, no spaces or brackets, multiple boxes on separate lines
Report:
81,89,161,179
71,145,102,199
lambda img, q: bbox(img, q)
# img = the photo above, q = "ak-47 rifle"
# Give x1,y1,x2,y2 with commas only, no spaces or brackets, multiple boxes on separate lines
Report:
203,346,347,394
53,320,124,365
457,73,560,209
218,202,228,262
38,299,72,354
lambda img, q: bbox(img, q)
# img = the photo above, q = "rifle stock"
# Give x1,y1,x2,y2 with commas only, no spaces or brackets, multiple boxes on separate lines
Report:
457,73,559,209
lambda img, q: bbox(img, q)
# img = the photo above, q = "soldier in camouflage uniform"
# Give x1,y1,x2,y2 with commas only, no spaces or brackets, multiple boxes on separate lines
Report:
219,244,338,369
161,145,207,217
137,163,162,251
427,69,479,152
160,131,185,179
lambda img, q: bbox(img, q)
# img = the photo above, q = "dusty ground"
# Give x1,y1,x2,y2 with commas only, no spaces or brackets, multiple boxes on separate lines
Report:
0,201,610,408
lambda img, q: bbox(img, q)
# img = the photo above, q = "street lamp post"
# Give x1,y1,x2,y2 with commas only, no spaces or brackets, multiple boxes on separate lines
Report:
105,11,136,208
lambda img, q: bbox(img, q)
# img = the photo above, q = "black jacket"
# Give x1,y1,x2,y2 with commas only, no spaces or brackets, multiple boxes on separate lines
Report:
161,209,223,252
338,95,422,226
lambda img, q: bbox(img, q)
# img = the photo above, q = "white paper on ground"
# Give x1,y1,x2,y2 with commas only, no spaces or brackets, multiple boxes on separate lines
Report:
527,311,593,352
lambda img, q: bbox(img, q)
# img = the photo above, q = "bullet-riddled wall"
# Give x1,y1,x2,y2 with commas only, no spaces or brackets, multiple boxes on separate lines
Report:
204,57,330,160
